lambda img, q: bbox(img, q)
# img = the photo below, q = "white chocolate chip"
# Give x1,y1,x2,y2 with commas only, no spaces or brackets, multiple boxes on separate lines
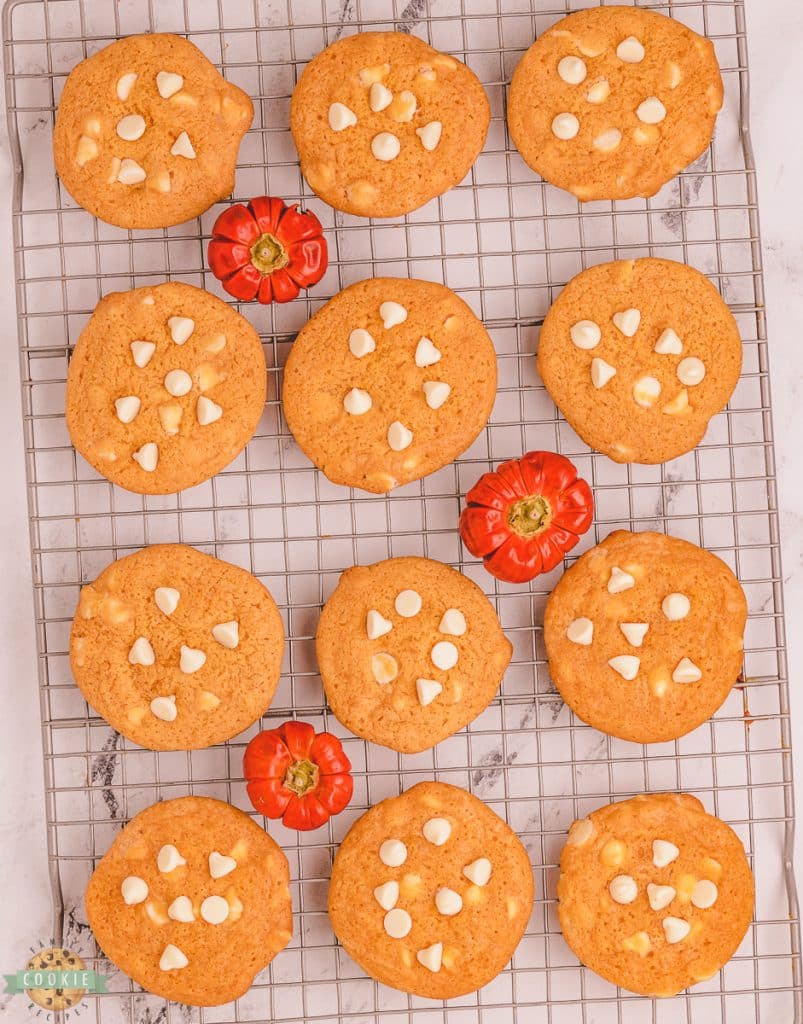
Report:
167,895,195,922
209,851,237,878
117,158,146,185
667,62,683,89
619,622,649,647
168,315,194,345
591,357,616,389
677,356,706,386
170,130,196,159
115,395,141,424
673,657,702,684
106,157,121,183
121,875,148,905
637,97,667,125
373,881,399,911
154,587,180,615
662,917,691,944
617,36,645,63
205,333,226,354
366,610,393,640
128,636,155,666
379,839,407,867
648,883,676,911
380,301,407,329
662,592,690,621
463,857,492,886
131,340,156,368
608,655,640,680
390,89,417,122
435,887,463,916
156,71,184,99
431,640,458,671
608,566,635,594
150,695,177,722
655,328,683,355
371,132,400,161
359,63,390,86
157,844,186,873
653,839,680,868
369,82,393,112
180,644,206,674
663,389,690,416
416,677,443,707
609,874,638,905
423,380,451,410
594,128,623,157
416,942,443,973
423,817,451,846
343,388,372,416
570,320,601,350
395,589,422,617
691,880,718,909
164,368,192,397
159,944,188,971
387,421,413,452
116,113,146,141
633,375,661,408
557,55,587,85
75,135,99,166
567,817,594,846
200,895,230,924
371,652,398,685
384,907,412,939
212,620,239,649
196,395,223,425
116,72,137,101
551,112,579,140
416,120,442,151
415,337,441,367
328,102,357,131
148,170,171,194
438,608,466,636
586,78,610,104
612,308,641,337
566,617,593,646
349,328,376,358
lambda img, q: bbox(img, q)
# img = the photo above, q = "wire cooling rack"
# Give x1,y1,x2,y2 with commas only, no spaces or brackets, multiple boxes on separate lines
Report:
3,0,802,1021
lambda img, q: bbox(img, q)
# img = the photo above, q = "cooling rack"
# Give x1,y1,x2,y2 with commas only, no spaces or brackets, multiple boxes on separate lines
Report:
3,0,801,1020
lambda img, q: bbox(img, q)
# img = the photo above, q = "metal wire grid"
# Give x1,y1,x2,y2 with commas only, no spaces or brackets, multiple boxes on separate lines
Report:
3,0,801,1021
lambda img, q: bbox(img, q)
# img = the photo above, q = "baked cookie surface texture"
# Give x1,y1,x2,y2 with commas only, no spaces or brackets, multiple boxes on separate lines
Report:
507,7,723,201
53,33,253,228
537,258,741,464
290,31,490,217
283,277,497,493
66,281,266,495
328,781,533,998
86,796,292,1006
317,556,512,753
70,544,284,751
558,793,754,997
543,530,747,744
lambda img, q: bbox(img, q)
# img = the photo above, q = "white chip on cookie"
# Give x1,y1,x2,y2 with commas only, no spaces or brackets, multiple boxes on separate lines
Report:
380,301,407,329
416,121,443,151
328,102,357,131
552,112,579,140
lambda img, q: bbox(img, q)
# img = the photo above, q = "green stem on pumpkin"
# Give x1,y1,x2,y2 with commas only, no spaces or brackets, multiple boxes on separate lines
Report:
250,232,289,275
507,494,552,536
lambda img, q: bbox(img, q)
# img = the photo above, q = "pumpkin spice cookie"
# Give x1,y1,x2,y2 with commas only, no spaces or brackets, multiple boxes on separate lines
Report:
86,796,292,1006
537,258,742,464
543,530,747,744
70,544,284,751
558,793,753,997
283,277,497,493
508,7,723,201
53,33,253,229
290,31,490,217
328,781,533,998
316,556,511,754
66,281,266,495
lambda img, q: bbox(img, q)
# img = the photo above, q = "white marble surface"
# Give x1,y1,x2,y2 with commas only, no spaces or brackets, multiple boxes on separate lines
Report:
0,0,801,1018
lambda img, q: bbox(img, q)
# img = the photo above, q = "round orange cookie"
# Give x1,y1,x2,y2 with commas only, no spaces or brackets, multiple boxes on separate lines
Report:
543,530,746,744
283,278,497,493
290,32,489,218
70,544,284,750
53,33,253,229
537,258,742,464
66,281,266,495
316,556,512,753
558,793,754,997
507,8,723,201
328,781,533,998
86,796,292,1006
